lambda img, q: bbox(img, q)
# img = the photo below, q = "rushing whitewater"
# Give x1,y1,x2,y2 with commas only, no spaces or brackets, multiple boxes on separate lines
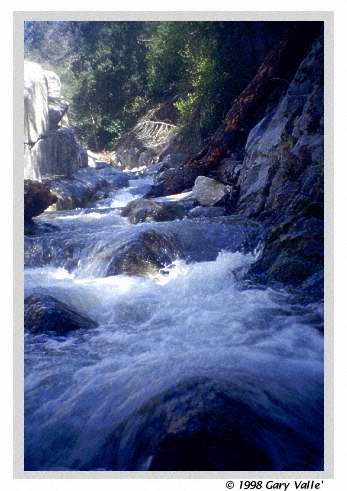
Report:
24,172,324,471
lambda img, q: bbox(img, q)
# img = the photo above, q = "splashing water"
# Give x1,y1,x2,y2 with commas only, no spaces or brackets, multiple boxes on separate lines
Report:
24,173,323,471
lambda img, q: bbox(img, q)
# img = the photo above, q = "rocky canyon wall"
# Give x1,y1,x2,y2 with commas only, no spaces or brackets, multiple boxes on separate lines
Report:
24,61,87,180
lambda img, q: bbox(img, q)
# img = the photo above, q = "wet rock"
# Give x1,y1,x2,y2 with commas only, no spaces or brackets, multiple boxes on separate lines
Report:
188,206,227,218
104,229,183,276
25,293,97,335
24,179,57,223
250,217,323,286
239,36,324,287
145,166,200,198
45,167,129,210
192,176,230,206
47,168,108,210
121,198,185,224
96,167,129,188
94,377,322,471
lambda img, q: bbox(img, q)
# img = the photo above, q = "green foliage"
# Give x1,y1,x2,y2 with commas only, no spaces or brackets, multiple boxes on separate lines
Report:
24,21,291,150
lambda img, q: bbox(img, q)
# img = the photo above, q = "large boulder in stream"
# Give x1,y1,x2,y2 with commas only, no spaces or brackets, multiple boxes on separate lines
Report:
192,176,231,207
121,198,185,224
104,229,183,277
46,167,129,210
24,179,57,223
25,293,97,335
93,377,322,471
145,166,200,198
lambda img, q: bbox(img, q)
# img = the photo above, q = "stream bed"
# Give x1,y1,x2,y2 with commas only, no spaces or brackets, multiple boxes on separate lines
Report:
24,171,324,471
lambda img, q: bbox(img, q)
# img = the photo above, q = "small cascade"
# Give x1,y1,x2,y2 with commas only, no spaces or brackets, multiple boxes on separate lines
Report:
24,170,324,471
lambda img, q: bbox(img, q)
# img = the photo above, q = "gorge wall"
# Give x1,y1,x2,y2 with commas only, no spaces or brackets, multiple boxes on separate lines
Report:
147,31,324,292
24,61,87,180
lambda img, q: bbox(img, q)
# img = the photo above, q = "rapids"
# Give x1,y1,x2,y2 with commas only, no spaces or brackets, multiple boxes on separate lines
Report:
24,170,324,471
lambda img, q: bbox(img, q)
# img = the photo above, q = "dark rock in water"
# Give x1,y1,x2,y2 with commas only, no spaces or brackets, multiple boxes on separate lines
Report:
105,229,183,276
121,198,186,224
188,206,227,218
192,176,231,207
146,166,201,198
25,293,97,335
93,378,322,471
250,217,323,286
95,166,129,188
24,220,59,236
24,179,57,223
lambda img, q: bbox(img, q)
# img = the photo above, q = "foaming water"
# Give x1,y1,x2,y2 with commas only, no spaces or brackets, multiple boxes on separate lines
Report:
25,251,323,470
24,172,323,471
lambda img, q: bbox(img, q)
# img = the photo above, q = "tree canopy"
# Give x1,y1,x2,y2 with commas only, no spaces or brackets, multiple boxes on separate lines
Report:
24,20,302,151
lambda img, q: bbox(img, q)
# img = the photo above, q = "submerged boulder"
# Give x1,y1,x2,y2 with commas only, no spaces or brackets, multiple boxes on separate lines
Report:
25,293,97,335
121,198,185,224
104,229,183,276
192,176,230,207
93,377,322,471
24,179,57,223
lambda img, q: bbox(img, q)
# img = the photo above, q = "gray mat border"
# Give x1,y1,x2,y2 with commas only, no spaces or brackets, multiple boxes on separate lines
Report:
13,10,334,480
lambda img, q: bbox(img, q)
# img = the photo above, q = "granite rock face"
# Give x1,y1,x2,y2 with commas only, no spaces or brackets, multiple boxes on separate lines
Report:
24,62,49,146
24,61,87,180
30,128,88,179
237,35,324,286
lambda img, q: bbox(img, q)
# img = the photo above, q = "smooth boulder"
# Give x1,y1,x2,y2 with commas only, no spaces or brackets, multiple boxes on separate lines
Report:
104,229,183,276
121,198,185,224
192,176,230,206
25,293,97,335
93,377,322,471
